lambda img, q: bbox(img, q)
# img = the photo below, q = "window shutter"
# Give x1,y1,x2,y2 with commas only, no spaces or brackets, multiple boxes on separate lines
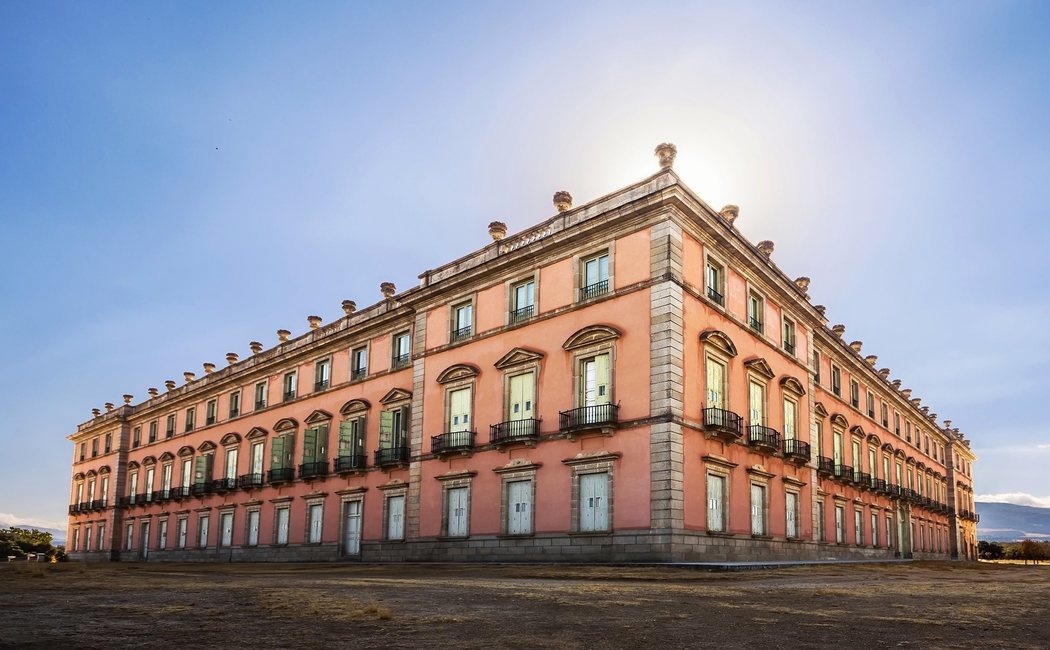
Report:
706,360,724,408
317,425,328,460
595,353,611,404
379,411,394,447
449,388,471,432
303,427,317,462
270,435,286,470
338,420,354,455
706,474,723,532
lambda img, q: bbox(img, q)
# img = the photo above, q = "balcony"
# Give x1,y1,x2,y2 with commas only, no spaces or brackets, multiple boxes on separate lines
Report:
817,456,835,476
334,455,367,473
834,464,854,482
432,430,475,455
886,483,901,498
170,486,191,500
78,501,92,512
451,325,472,342
267,467,295,484
68,504,79,515
282,391,296,403
706,286,724,306
702,407,744,442
748,317,763,333
783,340,796,356
872,478,887,494
152,490,171,503
559,404,619,437
747,425,780,453
254,400,266,411
91,499,107,510
581,280,609,300
510,304,534,324
229,408,240,418
392,353,411,370
351,368,367,381
855,472,872,490
375,446,410,467
314,380,330,392
782,439,811,464
238,473,264,489
490,418,540,446
212,478,237,492
299,461,330,480
206,416,216,426
191,482,213,497
118,496,132,508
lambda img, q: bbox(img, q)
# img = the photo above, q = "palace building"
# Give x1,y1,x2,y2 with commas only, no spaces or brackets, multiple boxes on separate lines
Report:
65,144,979,563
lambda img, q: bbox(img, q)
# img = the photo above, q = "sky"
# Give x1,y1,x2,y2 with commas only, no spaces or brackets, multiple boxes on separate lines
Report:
1,1,1049,530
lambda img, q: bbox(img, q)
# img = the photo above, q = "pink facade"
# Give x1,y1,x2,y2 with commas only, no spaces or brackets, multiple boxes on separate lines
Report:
66,144,978,563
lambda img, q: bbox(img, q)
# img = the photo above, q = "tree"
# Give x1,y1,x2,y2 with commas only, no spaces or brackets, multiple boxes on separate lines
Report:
0,527,62,560
978,540,1005,560
1018,539,1047,565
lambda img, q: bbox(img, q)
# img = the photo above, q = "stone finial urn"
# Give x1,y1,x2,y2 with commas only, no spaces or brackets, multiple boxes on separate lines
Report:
813,305,826,317
891,379,902,389
92,408,101,417
183,371,196,383
341,300,356,316
380,282,396,299
944,419,952,429
719,205,739,225
226,352,239,365
104,402,115,412
250,341,263,354
203,362,216,374
488,221,508,241
122,394,133,405
654,142,677,169
849,340,863,352
147,387,159,397
165,380,177,391
864,355,877,365
756,240,774,257
901,388,912,398
794,277,811,293
831,324,846,337
277,329,291,343
307,315,323,330
553,191,572,213
878,368,890,378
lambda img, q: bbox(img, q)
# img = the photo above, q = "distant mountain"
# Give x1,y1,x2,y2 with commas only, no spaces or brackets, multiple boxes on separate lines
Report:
0,520,66,546
976,502,1050,542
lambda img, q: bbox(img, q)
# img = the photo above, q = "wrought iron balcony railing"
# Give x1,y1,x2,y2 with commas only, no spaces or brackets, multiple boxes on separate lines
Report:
817,456,836,475
211,478,237,492
299,461,330,479
391,353,411,369
375,446,410,466
834,464,854,482
510,304,535,324
451,325,472,342
432,430,475,454
581,279,609,300
706,286,724,306
490,418,540,444
334,455,367,472
782,438,811,462
747,425,780,451
702,407,744,438
238,473,264,489
267,467,294,484
559,404,619,430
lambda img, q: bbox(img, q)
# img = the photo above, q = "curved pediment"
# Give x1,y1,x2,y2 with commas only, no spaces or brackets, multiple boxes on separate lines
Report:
380,388,412,404
867,434,882,447
436,363,480,384
813,402,829,418
73,472,85,481
743,357,775,380
220,432,242,446
339,399,371,415
177,445,195,457
126,461,140,470
494,347,545,369
700,330,738,357
779,376,806,396
197,441,217,453
246,427,268,440
142,455,157,466
830,413,849,429
895,449,908,460
273,418,298,432
98,465,111,475
563,325,621,351
304,410,334,424
85,469,97,478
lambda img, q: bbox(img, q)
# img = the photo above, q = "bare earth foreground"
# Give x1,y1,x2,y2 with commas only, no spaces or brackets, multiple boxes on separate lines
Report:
2,562,1047,649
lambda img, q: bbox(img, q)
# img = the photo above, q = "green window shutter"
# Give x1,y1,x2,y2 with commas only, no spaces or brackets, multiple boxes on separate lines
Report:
379,411,393,447
316,424,328,460
271,435,286,470
595,354,611,404
194,455,211,483
303,427,317,462
284,434,295,467
338,420,354,455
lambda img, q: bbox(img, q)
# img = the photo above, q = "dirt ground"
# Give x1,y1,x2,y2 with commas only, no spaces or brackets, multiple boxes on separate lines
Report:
1,561,1047,649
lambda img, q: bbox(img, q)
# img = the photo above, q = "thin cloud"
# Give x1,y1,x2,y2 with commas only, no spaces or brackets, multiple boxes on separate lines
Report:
0,512,66,531
976,493,1050,508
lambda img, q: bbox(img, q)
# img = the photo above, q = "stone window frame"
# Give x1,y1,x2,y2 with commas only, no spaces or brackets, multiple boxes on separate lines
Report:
870,511,880,547
435,364,480,437
781,314,797,357
830,363,842,397
745,370,771,428
702,248,728,311
302,493,326,545
220,433,241,481
196,510,211,549
254,380,268,410
702,454,737,535
281,368,298,401
243,503,262,547
379,482,409,541
205,397,218,425
784,487,802,541
494,460,541,537
185,405,196,432
505,270,540,326
125,521,134,551
436,471,476,539
228,389,241,419
494,349,544,423
572,240,616,304
271,497,293,546
217,506,236,548
814,492,826,543
349,342,371,382
563,452,620,534
390,329,413,369
832,496,848,544
853,503,865,547
83,524,91,552
174,514,189,549
744,281,767,336
780,381,804,441
448,293,477,343
746,466,774,539
313,355,333,392
566,335,618,412
701,337,734,410
335,487,367,555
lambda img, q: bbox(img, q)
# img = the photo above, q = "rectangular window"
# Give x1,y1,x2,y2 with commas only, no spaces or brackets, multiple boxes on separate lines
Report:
508,371,536,421
446,486,469,537
220,512,234,547
833,429,843,466
705,356,726,409
97,524,106,551
813,350,821,385
181,458,192,490
705,259,724,306
905,420,912,443
166,414,176,438
91,437,99,457
835,505,845,543
392,332,411,368
197,515,209,548
850,380,859,408
783,399,797,440
282,371,297,402
886,516,893,549
451,302,473,341
307,504,323,543
507,480,533,535
816,501,825,542
144,467,154,501
193,454,214,491
581,252,610,299
104,433,112,453
894,412,901,436
447,386,472,434
786,492,800,539
162,463,172,492
79,442,85,461
747,292,764,333
511,279,536,322
302,424,330,471
337,416,366,468
247,510,260,546
351,346,368,380
250,441,265,476
129,472,138,503
177,517,188,549
314,358,331,392
125,523,134,551
148,421,157,444
206,399,217,426
158,519,168,550
871,513,879,546
255,381,267,410
132,427,141,449
831,366,841,396
379,406,410,452
750,484,767,536
184,407,195,432
229,391,240,418
881,403,888,428
275,507,290,545
224,447,238,480
386,495,406,540
855,510,863,545
866,391,874,418
748,379,766,426
579,472,610,532
578,353,612,420
707,473,726,532
782,317,796,355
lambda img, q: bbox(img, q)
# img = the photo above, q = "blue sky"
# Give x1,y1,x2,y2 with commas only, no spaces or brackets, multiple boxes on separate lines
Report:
2,1,1048,529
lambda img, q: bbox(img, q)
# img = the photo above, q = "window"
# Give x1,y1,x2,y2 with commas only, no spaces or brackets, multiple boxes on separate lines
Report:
705,356,727,409
206,399,217,426
705,259,724,305
128,472,138,503
506,480,533,535
872,513,879,546
747,292,764,332
379,406,410,456
447,387,472,434
132,427,141,449
91,437,99,457
337,415,366,470
224,446,238,480
750,483,767,535
220,512,234,547
831,365,841,396
351,346,368,380
748,379,766,426
577,353,612,419
270,432,295,477
229,390,240,418
905,420,912,443
155,519,167,551
581,251,610,299
386,495,406,540
835,505,845,543
254,381,267,410
507,371,536,422
302,423,329,473
833,429,844,467
97,523,106,551
314,358,331,392
198,515,209,548
247,510,260,546
307,503,323,544
193,454,213,492
786,492,800,539
181,458,193,492
343,500,362,555
511,279,536,322
886,515,893,549
165,414,176,438
866,391,875,418
148,421,157,444
176,517,188,549
392,331,411,368
894,412,901,436
852,440,862,473
854,510,863,545
446,487,469,537
79,442,85,461
125,523,134,551
816,501,825,542
184,407,195,432
162,463,172,493
73,528,81,552
104,433,112,453
282,371,297,402
451,301,473,341
707,473,726,532
578,472,610,532
144,467,154,501
782,398,797,440
813,350,821,385
249,440,265,478
275,507,290,545
881,403,888,428
849,380,859,408
782,317,796,355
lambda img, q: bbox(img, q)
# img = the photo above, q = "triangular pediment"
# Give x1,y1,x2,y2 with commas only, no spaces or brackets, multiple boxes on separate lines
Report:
246,427,268,440
813,402,829,417
197,441,217,453
380,387,412,404
850,425,865,438
563,325,621,351
142,455,157,466
743,357,775,380
159,452,175,462
436,363,480,384
304,410,333,424
494,347,545,370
